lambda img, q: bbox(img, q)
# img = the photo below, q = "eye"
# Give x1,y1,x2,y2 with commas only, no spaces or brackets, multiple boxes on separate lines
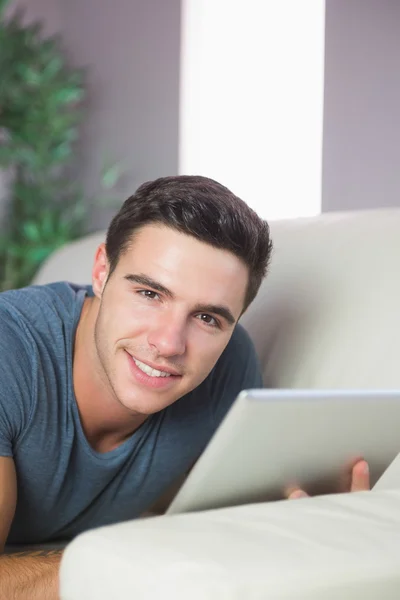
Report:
138,290,159,300
196,313,219,328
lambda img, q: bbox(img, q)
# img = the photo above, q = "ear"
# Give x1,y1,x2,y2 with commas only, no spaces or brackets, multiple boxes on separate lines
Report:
92,243,109,298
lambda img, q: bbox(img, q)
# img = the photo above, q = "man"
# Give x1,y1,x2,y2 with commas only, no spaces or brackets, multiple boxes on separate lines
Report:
0,175,369,599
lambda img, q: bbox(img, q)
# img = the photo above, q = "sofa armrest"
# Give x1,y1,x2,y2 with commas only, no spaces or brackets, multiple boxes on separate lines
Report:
60,490,400,599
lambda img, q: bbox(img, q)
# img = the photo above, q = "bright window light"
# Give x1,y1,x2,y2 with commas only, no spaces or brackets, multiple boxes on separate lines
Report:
179,0,325,219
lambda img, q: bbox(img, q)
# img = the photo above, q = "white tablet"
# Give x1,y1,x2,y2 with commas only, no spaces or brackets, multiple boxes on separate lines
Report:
167,389,400,515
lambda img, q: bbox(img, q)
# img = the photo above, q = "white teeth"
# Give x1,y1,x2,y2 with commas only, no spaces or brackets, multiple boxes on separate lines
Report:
133,358,171,378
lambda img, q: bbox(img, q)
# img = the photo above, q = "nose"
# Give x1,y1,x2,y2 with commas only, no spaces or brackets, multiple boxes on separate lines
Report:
147,312,187,358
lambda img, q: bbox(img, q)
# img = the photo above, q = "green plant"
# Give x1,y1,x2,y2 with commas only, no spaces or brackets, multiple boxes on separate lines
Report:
0,0,121,291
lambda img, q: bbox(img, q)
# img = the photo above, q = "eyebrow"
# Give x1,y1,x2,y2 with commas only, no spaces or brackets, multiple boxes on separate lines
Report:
124,274,174,299
192,303,236,326
124,273,236,326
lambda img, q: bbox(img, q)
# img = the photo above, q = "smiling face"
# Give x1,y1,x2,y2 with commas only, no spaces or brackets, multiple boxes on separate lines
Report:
91,224,249,416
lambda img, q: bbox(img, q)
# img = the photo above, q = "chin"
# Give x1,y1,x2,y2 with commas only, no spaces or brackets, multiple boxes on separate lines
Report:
116,391,174,416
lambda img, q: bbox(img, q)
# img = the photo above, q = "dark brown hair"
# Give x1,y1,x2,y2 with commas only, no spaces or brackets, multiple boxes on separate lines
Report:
106,175,273,310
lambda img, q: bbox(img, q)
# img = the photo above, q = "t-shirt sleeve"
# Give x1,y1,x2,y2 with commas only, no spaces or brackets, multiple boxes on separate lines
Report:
0,312,33,457
209,323,264,427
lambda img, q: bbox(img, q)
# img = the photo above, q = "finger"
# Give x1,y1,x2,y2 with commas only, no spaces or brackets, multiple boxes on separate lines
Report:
350,460,370,492
289,489,308,500
338,455,364,492
286,487,309,500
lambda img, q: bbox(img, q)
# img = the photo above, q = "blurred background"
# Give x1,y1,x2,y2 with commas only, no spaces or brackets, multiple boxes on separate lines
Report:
0,0,399,289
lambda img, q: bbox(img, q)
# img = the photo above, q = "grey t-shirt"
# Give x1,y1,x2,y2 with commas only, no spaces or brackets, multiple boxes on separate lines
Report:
0,282,262,545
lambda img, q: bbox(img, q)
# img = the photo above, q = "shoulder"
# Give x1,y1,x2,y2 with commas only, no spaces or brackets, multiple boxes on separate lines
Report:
0,280,91,381
0,282,91,449
0,294,38,454
211,323,262,391
223,322,257,359
0,281,90,323
0,311,33,444
0,281,91,347
211,324,260,383
194,323,263,427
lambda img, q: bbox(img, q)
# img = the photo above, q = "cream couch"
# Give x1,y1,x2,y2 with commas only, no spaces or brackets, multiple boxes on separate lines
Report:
33,208,400,599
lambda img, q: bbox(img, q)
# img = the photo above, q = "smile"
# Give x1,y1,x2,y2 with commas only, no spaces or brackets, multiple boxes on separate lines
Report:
133,358,172,378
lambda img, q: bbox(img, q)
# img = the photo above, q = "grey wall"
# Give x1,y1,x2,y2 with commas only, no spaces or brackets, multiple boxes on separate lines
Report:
59,0,181,228
3,0,181,229
6,0,399,218
6,0,61,35
0,0,180,229
322,0,400,212
2,1,181,230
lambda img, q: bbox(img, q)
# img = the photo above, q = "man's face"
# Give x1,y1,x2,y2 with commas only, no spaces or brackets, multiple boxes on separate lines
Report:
92,224,249,415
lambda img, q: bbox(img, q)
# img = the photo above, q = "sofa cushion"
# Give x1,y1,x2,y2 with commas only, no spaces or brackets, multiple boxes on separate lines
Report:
241,208,400,388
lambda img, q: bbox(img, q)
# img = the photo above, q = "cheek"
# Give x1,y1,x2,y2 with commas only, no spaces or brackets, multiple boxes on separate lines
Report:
102,297,153,340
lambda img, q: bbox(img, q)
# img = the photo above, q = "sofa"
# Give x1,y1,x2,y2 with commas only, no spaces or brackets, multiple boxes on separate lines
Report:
33,207,400,599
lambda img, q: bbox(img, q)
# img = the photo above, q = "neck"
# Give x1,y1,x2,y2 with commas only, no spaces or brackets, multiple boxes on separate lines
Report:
73,296,147,453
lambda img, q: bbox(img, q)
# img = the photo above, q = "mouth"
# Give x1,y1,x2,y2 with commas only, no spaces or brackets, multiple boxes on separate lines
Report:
132,357,179,378
125,351,182,389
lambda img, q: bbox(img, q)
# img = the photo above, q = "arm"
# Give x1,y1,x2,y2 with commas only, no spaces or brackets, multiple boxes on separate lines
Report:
0,457,62,600
0,549,62,600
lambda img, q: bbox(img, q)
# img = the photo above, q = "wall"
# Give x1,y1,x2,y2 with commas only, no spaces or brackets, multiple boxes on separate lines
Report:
322,0,400,212
5,0,400,222
60,0,181,229
6,0,61,35
2,0,181,229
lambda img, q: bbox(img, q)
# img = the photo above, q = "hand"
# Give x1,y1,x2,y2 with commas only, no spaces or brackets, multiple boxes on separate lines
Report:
286,459,370,500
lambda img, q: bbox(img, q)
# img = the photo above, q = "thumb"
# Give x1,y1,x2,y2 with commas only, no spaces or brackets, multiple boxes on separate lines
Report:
351,460,370,492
